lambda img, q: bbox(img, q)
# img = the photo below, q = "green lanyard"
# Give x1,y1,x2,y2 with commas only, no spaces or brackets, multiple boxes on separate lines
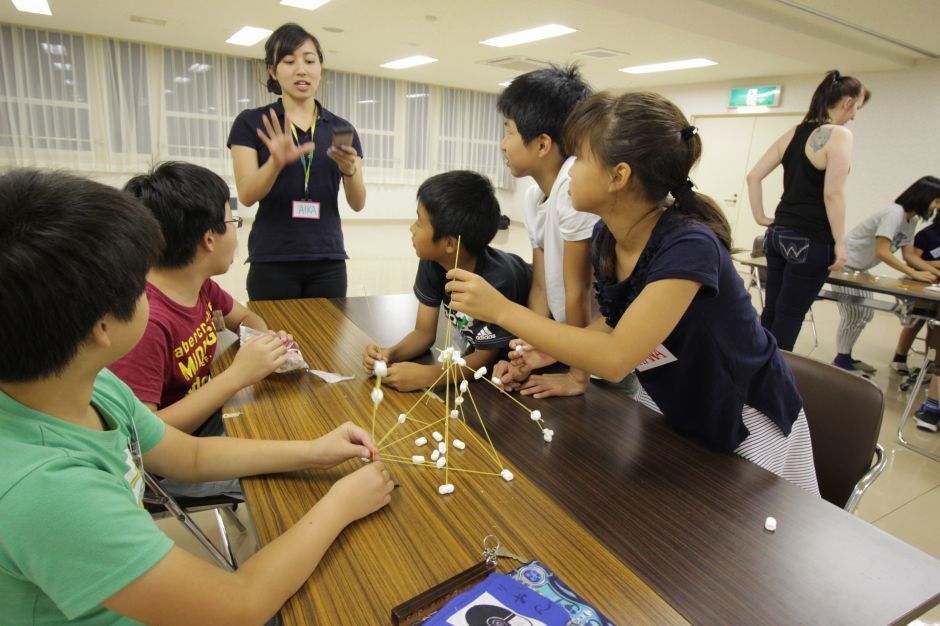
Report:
289,107,318,200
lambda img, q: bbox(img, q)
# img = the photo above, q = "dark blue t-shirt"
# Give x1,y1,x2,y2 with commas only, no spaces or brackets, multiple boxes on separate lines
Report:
592,211,803,452
914,223,940,261
414,246,532,351
227,99,363,263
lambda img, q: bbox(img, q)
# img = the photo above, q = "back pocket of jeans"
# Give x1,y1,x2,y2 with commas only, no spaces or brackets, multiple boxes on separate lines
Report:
777,234,811,263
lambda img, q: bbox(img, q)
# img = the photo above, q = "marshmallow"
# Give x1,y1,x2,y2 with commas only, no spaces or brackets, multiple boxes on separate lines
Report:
514,344,524,355
764,516,777,532
432,431,443,442
543,429,554,443
431,449,440,461
438,442,447,454
436,456,447,468
451,349,461,359
474,366,487,380
492,375,502,386
453,439,466,450
450,409,460,418
373,360,388,378
411,455,425,464
530,410,541,421
500,469,514,482
459,380,469,393
454,396,464,405
370,388,383,405
415,436,428,446
438,483,455,495
398,413,407,424
455,357,467,367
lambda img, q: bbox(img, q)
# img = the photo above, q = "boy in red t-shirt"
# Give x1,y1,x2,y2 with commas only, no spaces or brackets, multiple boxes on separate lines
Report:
110,162,290,494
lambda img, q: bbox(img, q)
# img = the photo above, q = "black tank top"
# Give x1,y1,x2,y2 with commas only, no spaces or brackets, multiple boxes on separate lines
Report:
774,122,832,243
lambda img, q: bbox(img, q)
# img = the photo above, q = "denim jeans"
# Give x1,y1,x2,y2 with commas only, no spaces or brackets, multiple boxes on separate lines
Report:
158,409,243,499
761,224,833,351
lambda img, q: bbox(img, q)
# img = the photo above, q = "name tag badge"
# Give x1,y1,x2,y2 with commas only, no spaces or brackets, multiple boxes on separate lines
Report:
930,245,940,259
292,200,321,220
635,344,678,372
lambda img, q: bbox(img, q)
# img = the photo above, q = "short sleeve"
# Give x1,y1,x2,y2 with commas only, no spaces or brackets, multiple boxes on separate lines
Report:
205,279,235,316
227,109,260,149
645,227,722,297
0,466,173,619
108,322,170,406
98,368,166,453
523,184,545,249
351,127,364,158
413,260,445,307
555,177,600,241
874,209,905,242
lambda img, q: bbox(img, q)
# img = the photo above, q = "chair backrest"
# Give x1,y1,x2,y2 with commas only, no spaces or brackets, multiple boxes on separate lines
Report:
781,351,884,508
751,235,768,282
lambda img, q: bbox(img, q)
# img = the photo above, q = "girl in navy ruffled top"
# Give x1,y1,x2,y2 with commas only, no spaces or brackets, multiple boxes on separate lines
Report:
447,91,818,494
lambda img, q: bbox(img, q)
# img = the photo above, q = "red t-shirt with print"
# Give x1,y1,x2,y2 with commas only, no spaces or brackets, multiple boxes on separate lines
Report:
110,280,234,408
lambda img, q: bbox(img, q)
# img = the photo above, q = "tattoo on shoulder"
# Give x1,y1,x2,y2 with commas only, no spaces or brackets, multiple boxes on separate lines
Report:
809,127,833,152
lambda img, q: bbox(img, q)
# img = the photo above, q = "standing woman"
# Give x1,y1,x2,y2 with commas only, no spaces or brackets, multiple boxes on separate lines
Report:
228,23,366,300
747,70,870,350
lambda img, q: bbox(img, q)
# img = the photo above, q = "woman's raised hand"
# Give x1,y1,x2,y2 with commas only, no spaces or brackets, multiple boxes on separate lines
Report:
257,109,314,171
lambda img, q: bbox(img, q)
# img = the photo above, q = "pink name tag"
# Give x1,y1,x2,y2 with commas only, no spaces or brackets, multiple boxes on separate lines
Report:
292,200,321,219
635,344,678,372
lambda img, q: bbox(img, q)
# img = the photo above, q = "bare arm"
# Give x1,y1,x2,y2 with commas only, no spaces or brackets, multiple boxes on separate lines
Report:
821,126,854,271
526,248,551,318
224,300,268,332
746,127,794,227
898,242,940,280
230,110,313,207
561,239,593,328
342,158,366,211
388,303,440,362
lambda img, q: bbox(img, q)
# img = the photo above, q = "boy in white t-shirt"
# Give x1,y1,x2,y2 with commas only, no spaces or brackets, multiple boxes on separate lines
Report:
495,65,603,397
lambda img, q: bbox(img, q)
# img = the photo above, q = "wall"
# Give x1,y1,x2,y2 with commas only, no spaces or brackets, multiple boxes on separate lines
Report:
658,59,940,230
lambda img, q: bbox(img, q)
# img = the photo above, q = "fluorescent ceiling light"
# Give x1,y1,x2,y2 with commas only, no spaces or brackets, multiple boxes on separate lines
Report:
173,76,192,84
280,0,331,9
619,58,717,74
189,63,212,72
358,99,378,104
481,24,576,48
41,42,67,56
52,62,72,71
226,26,273,47
733,105,769,114
12,0,51,15
405,92,428,99
380,55,437,70
498,80,513,87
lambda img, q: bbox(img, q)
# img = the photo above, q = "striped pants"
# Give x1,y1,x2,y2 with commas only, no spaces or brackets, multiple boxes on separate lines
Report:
832,284,875,354
636,388,820,496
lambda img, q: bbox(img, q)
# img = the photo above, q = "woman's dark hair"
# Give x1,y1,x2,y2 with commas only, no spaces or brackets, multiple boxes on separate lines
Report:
124,162,230,268
264,23,323,95
563,91,731,280
417,171,501,256
0,169,163,381
896,175,940,219
804,70,871,123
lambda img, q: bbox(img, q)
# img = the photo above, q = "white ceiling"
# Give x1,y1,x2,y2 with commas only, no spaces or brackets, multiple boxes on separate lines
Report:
0,0,935,93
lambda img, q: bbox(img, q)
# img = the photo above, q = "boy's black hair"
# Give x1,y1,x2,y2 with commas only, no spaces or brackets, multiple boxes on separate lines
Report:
417,171,500,256
0,169,163,382
264,23,324,95
124,162,230,268
496,64,592,157
896,175,940,219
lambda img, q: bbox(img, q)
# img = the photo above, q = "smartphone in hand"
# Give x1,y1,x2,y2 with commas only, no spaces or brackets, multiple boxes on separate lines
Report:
331,121,354,150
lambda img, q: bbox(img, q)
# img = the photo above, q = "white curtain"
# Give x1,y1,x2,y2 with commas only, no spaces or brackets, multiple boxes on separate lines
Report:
0,24,513,191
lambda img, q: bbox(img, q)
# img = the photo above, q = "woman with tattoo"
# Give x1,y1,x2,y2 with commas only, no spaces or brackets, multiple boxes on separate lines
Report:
746,70,870,351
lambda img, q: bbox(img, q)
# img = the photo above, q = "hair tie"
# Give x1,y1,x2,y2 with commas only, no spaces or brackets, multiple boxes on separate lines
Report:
831,70,842,82
680,125,699,141
671,178,695,202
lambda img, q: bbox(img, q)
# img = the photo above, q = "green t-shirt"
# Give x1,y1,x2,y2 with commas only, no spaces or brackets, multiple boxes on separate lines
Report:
0,368,173,625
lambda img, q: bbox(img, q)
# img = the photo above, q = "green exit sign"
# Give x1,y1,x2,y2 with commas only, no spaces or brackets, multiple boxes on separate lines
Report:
729,86,781,108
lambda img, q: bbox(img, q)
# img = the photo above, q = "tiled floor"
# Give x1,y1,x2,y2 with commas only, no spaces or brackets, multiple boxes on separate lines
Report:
158,219,940,623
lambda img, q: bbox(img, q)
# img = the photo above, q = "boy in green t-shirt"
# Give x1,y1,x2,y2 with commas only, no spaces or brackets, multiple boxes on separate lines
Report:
0,169,394,625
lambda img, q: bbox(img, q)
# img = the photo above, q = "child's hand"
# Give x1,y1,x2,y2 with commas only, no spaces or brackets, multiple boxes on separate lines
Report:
270,329,295,346
384,362,436,392
230,334,288,387
909,270,937,283
308,421,379,468
362,344,392,374
519,371,588,399
324,461,394,523
445,268,510,324
508,339,556,373
492,360,523,391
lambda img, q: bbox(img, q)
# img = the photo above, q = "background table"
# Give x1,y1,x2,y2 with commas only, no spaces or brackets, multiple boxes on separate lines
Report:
217,296,940,625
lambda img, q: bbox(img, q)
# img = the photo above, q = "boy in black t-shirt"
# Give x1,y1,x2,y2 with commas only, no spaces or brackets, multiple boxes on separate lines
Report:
362,171,531,391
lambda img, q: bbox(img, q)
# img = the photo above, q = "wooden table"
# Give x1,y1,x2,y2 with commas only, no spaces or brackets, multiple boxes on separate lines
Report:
218,296,940,625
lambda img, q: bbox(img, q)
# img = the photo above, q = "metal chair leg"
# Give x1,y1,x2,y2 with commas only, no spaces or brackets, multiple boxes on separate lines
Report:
897,347,940,463
213,508,238,568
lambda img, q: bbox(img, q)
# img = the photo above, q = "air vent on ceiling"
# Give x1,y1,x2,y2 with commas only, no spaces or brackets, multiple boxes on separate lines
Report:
479,56,553,72
574,48,626,59
130,15,167,27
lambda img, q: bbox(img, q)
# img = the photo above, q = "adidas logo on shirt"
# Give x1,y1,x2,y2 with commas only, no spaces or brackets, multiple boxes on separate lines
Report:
475,326,496,341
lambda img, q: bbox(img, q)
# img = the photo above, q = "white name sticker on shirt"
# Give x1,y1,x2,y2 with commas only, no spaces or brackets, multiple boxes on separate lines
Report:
635,344,678,372
292,200,321,220
930,245,940,259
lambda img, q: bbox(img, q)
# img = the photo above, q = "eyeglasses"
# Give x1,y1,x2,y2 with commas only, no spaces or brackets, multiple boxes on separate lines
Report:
223,216,244,229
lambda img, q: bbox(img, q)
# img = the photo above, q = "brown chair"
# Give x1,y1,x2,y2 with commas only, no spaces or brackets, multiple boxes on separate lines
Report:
749,234,818,349
781,351,886,512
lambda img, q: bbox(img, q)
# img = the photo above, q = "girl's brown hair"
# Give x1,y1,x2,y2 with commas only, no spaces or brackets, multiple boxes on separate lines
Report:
804,70,870,123
562,91,731,280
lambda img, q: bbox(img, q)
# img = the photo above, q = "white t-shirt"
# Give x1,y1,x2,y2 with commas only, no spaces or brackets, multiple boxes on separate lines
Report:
845,203,918,271
523,157,600,323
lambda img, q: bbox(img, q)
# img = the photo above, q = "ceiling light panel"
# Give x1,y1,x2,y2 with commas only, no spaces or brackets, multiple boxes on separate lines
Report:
380,55,438,69
280,0,331,10
226,26,273,47
481,24,576,48
619,58,717,74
